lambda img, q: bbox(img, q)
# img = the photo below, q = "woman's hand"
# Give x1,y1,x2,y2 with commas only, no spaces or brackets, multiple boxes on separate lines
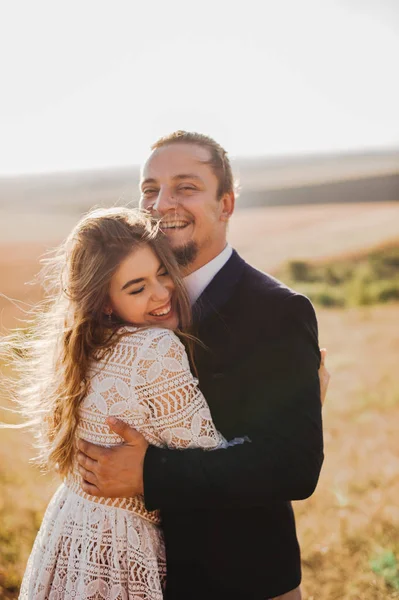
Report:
319,348,330,406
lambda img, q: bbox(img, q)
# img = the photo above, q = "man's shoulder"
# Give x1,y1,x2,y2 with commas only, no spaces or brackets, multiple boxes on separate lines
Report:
219,250,292,299
234,258,316,322
239,260,295,301
206,249,315,324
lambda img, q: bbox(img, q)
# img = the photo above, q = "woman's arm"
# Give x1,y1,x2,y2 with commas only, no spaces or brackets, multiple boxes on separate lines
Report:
77,297,325,505
76,327,224,498
129,328,225,450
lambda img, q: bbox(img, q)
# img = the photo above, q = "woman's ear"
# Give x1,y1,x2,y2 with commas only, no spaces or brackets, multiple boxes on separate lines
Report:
103,304,112,317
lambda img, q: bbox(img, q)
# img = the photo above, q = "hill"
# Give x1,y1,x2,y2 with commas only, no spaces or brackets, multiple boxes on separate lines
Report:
0,148,398,213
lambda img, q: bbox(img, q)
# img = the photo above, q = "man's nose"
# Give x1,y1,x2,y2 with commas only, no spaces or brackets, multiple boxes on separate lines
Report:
152,188,176,215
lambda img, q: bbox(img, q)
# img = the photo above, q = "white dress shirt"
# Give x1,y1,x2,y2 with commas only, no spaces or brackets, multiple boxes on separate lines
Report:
184,244,233,304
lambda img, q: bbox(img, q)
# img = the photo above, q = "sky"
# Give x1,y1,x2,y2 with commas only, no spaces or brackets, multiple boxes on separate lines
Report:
0,0,398,175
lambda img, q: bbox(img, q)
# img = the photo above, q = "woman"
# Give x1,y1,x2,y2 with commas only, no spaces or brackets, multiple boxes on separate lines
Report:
9,207,225,599
7,207,328,599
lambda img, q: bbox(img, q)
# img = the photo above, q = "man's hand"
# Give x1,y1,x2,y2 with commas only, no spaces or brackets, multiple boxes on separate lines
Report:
319,348,330,406
76,418,149,498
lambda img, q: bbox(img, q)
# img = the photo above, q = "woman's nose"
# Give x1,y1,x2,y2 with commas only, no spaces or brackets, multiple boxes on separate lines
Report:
152,281,170,302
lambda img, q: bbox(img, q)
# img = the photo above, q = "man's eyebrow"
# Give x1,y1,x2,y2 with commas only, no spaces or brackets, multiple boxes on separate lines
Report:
141,174,203,188
121,277,145,291
141,178,157,189
172,174,203,182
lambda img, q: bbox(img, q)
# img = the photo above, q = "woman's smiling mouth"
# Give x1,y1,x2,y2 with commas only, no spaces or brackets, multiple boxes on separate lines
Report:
149,301,173,318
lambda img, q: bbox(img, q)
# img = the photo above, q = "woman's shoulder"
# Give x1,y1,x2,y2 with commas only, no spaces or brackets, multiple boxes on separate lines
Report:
117,326,183,352
90,327,183,374
118,327,188,378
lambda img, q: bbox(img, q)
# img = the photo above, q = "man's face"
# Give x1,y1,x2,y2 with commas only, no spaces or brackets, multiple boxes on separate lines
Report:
139,143,232,273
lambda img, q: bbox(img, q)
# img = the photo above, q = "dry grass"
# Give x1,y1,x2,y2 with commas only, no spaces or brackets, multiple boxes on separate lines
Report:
1,308,398,599
1,202,399,598
298,305,399,599
229,202,399,271
2,202,399,332
0,430,57,597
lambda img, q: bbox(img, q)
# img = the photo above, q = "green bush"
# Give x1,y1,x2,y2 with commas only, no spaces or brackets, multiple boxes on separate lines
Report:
370,280,399,303
296,283,345,307
277,242,399,307
286,260,312,282
346,270,373,307
370,551,399,591
311,291,345,308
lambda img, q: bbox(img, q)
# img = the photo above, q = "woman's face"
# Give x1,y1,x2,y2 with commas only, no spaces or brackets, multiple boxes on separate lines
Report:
107,244,179,330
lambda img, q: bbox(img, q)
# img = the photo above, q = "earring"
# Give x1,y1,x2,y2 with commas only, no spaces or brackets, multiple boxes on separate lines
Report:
108,312,112,322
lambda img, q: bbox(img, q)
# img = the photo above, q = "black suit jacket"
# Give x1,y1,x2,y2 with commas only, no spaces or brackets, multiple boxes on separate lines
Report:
143,250,324,599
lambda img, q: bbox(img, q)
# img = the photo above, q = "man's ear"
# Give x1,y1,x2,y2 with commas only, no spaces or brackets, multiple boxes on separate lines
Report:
220,191,235,222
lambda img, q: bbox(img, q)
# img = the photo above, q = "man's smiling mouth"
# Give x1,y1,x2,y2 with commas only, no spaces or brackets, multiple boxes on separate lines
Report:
160,220,190,230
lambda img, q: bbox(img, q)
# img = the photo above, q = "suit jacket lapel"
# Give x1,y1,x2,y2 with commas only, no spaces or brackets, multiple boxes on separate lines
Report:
192,250,246,325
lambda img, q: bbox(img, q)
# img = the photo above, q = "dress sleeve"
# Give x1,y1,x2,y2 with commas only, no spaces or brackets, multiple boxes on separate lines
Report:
129,329,224,450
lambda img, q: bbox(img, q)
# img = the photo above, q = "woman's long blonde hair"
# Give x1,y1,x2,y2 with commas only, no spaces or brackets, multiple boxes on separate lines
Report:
3,207,192,476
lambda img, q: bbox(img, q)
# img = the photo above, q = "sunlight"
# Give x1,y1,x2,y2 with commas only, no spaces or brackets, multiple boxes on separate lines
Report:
0,0,398,174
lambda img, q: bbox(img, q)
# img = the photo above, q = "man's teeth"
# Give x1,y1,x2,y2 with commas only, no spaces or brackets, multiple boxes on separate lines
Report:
150,303,171,317
161,221,188,230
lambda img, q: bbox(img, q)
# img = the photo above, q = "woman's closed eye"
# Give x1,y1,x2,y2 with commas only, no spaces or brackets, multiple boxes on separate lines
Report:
129,286,145,295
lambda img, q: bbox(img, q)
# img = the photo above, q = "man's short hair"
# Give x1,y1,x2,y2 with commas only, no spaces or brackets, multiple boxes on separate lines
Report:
151,131,234,199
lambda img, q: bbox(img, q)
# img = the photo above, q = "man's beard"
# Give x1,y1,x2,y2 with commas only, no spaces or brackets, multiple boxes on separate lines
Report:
173,241,199,268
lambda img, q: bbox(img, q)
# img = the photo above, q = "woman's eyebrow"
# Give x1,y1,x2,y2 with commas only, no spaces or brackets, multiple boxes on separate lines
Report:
121,277,145,291
121,264,163,290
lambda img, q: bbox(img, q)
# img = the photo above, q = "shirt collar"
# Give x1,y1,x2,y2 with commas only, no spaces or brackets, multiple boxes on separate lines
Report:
184,244,233,304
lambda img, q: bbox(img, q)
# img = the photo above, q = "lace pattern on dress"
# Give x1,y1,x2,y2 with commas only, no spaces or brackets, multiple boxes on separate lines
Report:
20,327,225,600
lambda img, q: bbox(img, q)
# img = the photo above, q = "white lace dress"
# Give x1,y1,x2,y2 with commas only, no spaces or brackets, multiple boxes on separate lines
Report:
20,327,225,600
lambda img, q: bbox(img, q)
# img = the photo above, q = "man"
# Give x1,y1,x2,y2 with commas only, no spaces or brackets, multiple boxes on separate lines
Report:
77,131,325,599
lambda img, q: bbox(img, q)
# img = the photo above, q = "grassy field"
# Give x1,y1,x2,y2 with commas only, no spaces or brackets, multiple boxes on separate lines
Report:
2,202,399,331
1,305,398,599
298,305,399,599
1,202,399,598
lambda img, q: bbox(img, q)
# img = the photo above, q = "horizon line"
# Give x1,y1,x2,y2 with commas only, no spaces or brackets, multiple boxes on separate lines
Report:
1,144,398,180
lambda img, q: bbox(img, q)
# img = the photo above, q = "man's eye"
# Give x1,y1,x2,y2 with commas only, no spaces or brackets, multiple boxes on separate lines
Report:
129,287,145,295
178,185,196,192
142,189,158,196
